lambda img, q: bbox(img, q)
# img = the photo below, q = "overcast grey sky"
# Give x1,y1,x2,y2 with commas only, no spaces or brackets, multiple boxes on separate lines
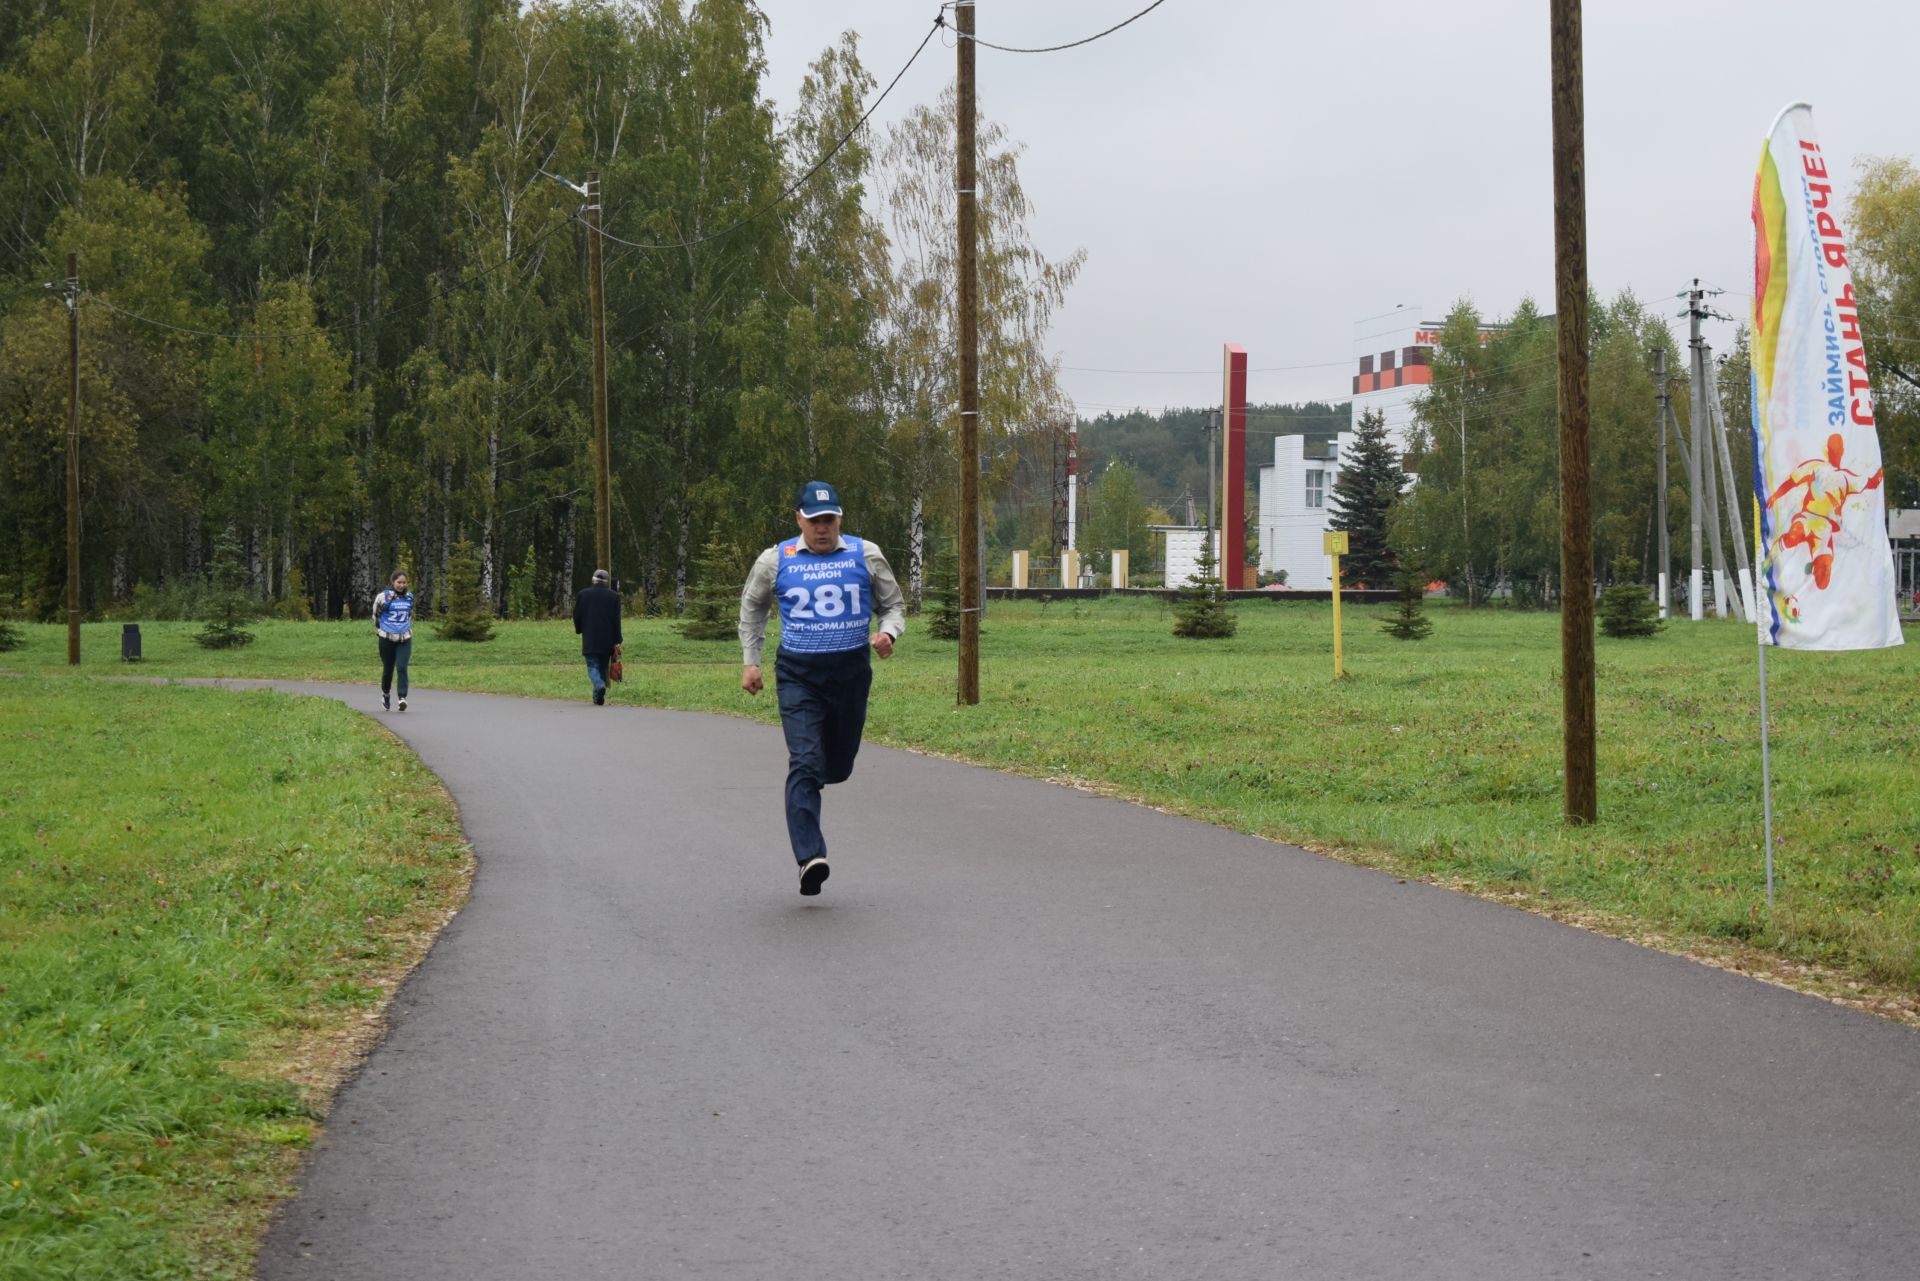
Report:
758,0,1918,416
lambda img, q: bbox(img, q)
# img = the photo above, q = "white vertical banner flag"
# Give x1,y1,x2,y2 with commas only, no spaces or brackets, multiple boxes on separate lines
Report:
1750,103,1903,651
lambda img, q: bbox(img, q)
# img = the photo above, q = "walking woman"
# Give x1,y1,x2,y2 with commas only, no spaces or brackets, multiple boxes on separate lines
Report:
372,570,414,712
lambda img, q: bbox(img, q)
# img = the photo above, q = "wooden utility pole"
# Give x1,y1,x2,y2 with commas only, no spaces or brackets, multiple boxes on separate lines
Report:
585,171,612,578
1551,0,1596,824
1457,387,1472,606
1685,282,1707,620
1651,346,1671,618
955,0,980,705
1704,360,1754,620
1688,294,1732,619
65,252,80,667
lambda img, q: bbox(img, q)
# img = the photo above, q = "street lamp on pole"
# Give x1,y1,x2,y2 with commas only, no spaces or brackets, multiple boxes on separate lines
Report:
542,169,613,582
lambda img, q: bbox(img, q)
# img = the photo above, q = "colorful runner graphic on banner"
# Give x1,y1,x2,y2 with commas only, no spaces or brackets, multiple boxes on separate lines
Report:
1750,103,1903,650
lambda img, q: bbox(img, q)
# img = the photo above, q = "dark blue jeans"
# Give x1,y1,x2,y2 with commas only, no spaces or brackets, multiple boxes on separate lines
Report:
775,647,873,865
584,652,612,697
379,637,411,698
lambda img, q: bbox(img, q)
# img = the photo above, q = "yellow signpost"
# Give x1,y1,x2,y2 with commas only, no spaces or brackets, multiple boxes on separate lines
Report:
1324,530,1349,679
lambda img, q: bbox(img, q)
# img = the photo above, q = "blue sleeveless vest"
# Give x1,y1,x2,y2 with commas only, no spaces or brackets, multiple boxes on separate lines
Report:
775,536,873,656
376,591,414,638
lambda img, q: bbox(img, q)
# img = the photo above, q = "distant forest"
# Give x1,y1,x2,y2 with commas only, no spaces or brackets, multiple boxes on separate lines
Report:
1074,402,1351,518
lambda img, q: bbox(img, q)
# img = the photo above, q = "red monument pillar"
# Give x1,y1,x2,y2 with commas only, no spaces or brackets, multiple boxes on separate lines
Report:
1220,344,1249,588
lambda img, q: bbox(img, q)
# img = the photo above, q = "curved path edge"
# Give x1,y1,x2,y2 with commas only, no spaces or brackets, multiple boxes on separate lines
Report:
203,679,1920,1281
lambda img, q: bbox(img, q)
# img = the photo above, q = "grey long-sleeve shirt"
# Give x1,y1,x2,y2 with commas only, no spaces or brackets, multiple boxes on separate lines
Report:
738,536,907,667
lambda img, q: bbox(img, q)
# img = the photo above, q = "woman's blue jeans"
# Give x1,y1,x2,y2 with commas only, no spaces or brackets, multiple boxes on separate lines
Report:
379,637,411,698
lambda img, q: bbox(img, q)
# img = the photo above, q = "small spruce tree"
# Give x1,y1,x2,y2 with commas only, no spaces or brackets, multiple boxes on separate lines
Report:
194,528,257,649
435,537,496,642
1327,407,1406,587
925,541,961,641
508,543,539,620
1598,555,1663,638
1381,569,1433,641
678,534,742,640
1172,534,1237,639
0,616,20,653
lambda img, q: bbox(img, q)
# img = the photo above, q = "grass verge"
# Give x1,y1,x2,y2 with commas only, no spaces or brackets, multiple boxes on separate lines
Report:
6,598,1918,1012
0,676,471,1280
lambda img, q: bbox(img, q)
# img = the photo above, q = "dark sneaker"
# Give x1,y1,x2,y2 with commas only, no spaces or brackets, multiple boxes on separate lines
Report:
397,697,408,712
798,857,830,897
592,689,605,706
382,692,391,711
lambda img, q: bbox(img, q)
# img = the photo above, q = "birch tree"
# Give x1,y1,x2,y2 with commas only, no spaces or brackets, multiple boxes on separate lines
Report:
875,90,1082,602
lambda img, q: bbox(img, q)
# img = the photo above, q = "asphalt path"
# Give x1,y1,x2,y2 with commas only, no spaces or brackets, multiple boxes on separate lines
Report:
244,680,1920,1280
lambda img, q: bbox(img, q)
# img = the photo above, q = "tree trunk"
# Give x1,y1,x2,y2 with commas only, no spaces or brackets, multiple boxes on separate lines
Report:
184,513,203,578
482,349,501,606
674,502,690,613
557,494,576,613
438,460,452,613
353,513,377,617
482,421,498,606
909,491,925,611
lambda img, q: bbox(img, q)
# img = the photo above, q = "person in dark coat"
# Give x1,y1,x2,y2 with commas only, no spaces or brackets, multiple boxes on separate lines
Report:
572,568,623,705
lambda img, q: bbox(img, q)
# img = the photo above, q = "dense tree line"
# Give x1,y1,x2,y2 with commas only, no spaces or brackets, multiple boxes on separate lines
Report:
1851,155,1920,510
0,0,1079,621
1392,294,1685,605
1393,159,1918,605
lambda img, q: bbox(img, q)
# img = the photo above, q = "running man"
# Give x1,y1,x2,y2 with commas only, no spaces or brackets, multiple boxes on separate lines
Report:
739,481,906,896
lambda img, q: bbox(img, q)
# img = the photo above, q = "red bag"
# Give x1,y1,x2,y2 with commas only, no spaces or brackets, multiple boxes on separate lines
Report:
609,645,624,682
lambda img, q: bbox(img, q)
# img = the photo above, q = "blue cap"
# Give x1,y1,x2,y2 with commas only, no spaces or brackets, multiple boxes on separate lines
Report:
796,480,842,518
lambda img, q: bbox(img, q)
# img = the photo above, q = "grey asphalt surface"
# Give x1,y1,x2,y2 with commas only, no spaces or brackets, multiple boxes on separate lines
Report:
245,680,1920,1280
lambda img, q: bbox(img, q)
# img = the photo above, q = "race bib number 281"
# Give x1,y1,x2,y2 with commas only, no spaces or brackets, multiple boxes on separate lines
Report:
783,583,863,620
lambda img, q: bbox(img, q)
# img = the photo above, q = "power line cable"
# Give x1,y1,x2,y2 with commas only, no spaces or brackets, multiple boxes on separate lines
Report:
587,15,941,254
956,0,1171,54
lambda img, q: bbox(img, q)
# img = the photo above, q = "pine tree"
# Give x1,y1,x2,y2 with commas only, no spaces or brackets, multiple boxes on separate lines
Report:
925,541,961,641
435,537,496,642
194,528,257,649
1327,407,1407,588
0,618,20,653
1598,555,1663,638
678,535,741,641
1381,569,1433,641
1172,534,1237,639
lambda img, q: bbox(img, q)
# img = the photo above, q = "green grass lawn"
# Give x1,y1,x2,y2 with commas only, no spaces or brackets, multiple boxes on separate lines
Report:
0,676,468,1281
7,598,1919,1005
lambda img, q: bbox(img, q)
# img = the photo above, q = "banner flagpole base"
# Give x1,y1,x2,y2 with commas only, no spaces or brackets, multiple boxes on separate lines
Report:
1758,629,1775,908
